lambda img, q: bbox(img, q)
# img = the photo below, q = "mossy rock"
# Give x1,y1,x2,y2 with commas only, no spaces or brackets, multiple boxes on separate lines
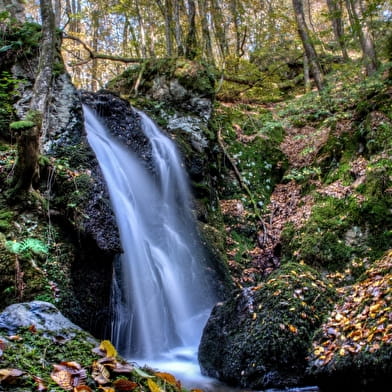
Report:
0,302,187,392
107,58,216,101
307,251,392,391
198,262,337,389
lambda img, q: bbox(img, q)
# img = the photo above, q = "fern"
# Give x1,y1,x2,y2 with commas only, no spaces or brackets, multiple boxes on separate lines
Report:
6,238,48,257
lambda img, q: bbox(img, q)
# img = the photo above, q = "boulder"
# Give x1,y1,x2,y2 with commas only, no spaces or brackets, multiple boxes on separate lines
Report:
198,263,337,389
0,301,84,337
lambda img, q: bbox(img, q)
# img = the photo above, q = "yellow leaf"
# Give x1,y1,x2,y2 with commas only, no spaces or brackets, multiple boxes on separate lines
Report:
147,379,162,392
99,340,117,358
288,324,298,334
98,387,115,392
339,348,346,356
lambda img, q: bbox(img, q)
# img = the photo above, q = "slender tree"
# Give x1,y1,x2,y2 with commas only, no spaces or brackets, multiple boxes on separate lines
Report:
185,0,197,59
12,0,57,192
345,0,378,75
326,0,349,60
292,0,324,90
198,0,214,63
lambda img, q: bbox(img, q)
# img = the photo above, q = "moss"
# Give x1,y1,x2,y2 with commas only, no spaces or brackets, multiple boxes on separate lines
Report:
281,196,361,270
0,326,188,392
199,262,337,389
0,208,13,230
0,327,97,391
107,58,216,98
10,120,35,130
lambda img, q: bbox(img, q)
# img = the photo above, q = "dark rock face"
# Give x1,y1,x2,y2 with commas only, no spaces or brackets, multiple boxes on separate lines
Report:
81,91,154,171
198,263,337,389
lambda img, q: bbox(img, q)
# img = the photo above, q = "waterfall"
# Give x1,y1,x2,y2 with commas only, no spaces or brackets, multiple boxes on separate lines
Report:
84,106,216,360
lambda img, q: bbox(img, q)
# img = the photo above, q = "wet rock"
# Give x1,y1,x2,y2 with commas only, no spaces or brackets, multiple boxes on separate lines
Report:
0,301,82,337
198,263,336,389
81,90,154,172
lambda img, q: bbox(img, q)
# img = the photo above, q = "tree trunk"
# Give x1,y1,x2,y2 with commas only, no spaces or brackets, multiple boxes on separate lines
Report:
12,0,56,192
292,0,324,91
90,9,99,91
211,0,228,60
155,0,174,56
345,0,377,75
174,0,184,56
230,0,241,58
326,0,349,60
303,51,311,92
135,0,148,58
185,0,197,59
198,0,214,63
53,0,61,27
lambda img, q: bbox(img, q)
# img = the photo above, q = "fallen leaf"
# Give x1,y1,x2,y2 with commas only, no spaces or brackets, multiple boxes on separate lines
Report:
288,324,298,334
74,386,93,392
113,379,138,391
32,375,47,391
0,368,25,383
28,324,37,334
155,372,181,389
51,362,86,390
92,361,110,385
99,340,117,358
147,379,162,392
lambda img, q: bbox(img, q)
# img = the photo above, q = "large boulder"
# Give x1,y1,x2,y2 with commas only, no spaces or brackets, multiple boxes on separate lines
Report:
0,301,84,338
307,251,392,391
198,263,337,389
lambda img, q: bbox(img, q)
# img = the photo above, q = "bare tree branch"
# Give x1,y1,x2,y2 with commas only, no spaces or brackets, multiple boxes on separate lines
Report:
63,33,145,65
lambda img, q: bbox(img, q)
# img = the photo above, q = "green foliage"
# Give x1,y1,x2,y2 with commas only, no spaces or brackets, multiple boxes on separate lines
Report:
214,105,287,206
5,238,48,258
0,327,96,391
0,209,13,230
10,119,35,130
0,21,42,57
0,71,19,135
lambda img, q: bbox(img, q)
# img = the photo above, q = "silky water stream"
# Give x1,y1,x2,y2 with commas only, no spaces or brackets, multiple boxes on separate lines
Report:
84,105,219,388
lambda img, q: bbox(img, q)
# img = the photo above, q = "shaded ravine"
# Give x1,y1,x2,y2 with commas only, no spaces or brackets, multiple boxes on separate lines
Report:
84,105,217,362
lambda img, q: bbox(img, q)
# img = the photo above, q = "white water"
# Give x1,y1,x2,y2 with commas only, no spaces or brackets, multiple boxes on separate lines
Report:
84,106,217,381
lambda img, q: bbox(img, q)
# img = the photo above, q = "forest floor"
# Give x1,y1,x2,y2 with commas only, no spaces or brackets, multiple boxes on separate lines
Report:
216,66,392,287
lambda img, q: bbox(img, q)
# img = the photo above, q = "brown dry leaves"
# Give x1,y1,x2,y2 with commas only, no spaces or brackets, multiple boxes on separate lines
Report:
310,252,392,367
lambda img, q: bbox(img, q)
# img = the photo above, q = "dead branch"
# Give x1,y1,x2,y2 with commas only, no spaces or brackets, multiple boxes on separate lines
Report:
63,33,145,66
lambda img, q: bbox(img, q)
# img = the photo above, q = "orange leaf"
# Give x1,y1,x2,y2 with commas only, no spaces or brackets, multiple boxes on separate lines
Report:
113,379,138,391
155,372,181,389
74,386,93,392
288,324,298,334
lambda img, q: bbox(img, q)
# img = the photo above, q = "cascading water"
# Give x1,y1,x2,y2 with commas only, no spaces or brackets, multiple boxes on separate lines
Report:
84,105,217,368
